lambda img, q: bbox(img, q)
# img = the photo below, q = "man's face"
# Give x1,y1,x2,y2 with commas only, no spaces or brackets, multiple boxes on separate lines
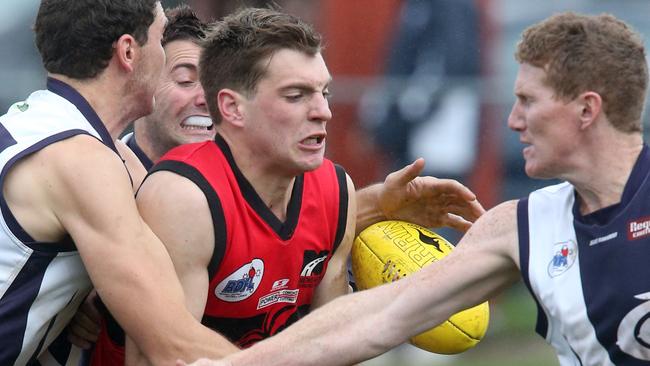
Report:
131,2,167,117
144,39,214,156
508,63,581,179
239,49,332,177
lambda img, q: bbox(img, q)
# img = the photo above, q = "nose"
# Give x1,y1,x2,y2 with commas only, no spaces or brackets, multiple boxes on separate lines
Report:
195,85,207,108
308,93,332,122
507,100,524,132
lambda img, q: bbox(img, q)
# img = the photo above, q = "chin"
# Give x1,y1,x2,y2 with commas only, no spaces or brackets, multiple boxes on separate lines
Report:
296,158,323,173
525,164,556,180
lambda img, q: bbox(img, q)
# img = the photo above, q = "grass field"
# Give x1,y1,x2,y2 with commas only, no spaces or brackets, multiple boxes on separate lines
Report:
360,284,559,366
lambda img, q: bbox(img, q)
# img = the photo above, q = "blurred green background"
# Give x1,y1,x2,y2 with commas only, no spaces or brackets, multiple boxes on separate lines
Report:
360,284,559,366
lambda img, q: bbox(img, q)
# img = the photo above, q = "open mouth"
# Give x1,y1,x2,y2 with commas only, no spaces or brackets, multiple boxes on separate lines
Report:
302,133,326,146
181,116,213,130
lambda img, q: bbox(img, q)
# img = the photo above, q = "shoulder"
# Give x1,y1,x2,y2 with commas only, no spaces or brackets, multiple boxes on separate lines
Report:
138,168,208,209
457,200,520,264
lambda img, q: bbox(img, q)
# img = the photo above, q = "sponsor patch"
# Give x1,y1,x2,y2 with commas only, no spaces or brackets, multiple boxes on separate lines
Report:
257,289,300,310
589,232,618,246
617,292,650,360
547,240,577,277
271,278,290,291
299,250,329,287
215,259,264,302
628,217,650,240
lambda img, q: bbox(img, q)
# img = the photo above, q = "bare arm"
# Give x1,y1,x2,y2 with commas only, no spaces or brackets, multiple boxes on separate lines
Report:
311,174,357,308
191,200,521,366
66,138,149,352
356,158,485,234
125,170,239,363
5,135,235,365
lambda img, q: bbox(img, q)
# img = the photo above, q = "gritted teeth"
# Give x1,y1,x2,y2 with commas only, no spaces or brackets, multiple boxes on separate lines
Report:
182,116,213,128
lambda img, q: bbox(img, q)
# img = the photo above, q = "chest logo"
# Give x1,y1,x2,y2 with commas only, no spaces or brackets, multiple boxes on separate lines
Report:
628,217,650,240
215,259,264,302
299,250,329,287
617,292,650,360
257,289,300,310
547,240,577,278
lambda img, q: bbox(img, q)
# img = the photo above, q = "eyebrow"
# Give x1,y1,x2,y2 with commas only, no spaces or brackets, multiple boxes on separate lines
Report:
171,63,198,72
279,79,332,93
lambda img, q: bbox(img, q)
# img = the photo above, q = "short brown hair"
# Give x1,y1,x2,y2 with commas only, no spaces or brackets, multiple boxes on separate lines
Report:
163,4,208,47
35,0,158,79
199,7,322,123
516,12,648,133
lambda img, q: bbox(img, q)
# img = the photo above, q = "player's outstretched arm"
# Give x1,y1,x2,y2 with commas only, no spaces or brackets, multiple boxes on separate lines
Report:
179,201,521,366
38,136,235,365
355,158,485,234
125,169,240,364
311,173,357,308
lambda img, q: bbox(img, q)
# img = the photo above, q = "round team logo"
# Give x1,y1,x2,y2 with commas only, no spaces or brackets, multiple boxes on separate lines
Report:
215,259,264,302
617,292,650,360
547,240,577,277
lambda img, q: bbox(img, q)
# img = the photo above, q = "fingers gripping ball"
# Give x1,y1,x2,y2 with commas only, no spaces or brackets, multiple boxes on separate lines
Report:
351,220,489,354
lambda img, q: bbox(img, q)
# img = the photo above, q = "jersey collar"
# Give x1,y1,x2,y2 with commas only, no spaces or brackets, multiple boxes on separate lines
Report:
46,77,118,154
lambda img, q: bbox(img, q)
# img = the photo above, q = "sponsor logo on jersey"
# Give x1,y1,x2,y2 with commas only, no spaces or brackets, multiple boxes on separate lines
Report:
617,292,650,360
16,102,29,112
215,259,264,302
299,250,329,287
257,289,300,310
547,240,577,277
628,217,650,240
589,232,618,246
271,278,290,291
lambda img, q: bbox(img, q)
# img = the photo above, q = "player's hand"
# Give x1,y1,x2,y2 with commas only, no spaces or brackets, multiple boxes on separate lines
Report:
379,158,485,232
67,289,102,349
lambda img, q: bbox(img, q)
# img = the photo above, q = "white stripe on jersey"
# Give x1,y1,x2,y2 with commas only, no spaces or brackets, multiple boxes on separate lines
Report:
0,89,98,364
526,182,613,366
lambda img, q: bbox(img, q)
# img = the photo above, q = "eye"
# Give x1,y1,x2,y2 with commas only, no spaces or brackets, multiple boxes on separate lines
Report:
285,93,303,102
322,90,331,100
177,80,196,87
517,94,530,106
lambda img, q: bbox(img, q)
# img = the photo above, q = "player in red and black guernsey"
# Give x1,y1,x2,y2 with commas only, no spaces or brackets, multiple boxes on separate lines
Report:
153,134,350,347
125,7,358,360
72,5,485,364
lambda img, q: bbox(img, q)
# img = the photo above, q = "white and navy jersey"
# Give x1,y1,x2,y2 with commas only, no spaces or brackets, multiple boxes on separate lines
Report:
120,132,153,170
0,78,119,365
518,144,650,365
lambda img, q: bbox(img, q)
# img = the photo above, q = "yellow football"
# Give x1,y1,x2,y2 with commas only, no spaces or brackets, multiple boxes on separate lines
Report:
351,220,489,354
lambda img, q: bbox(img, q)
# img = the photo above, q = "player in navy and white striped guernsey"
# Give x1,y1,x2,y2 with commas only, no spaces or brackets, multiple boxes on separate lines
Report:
520,145,650,365
0,1,240,365
179,12,650,366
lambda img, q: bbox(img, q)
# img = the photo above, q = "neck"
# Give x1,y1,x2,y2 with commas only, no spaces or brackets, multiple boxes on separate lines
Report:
220,133,296,221
133,119,164,162
570,132,643,215
49,73,141,140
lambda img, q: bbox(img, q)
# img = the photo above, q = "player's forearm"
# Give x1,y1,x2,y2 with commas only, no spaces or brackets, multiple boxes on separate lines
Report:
225,285,410,366
355,184,384,235
87,239,237,363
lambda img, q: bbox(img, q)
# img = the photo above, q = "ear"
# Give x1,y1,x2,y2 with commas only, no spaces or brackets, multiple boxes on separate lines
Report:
577,91,602,130
113,34,138,73
217,89,245,127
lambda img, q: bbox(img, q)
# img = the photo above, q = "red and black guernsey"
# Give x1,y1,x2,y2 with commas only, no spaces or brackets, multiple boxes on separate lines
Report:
152,134,349,348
